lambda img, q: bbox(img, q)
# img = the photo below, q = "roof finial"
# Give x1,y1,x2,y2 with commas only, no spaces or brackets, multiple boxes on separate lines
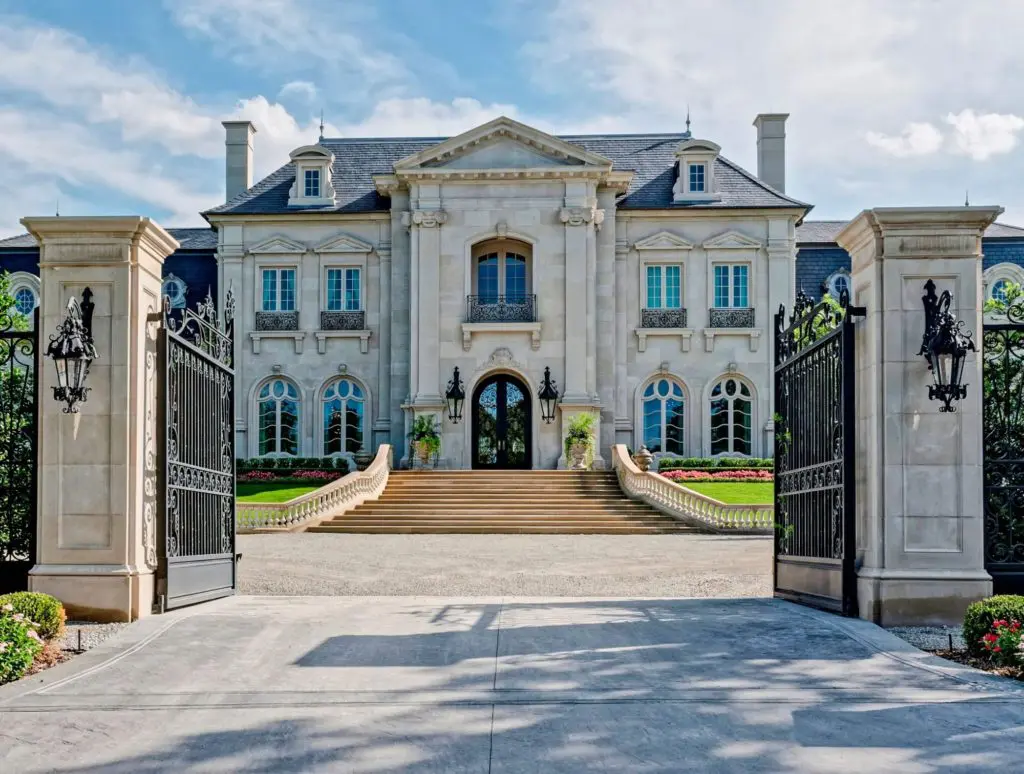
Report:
684,105,692,138
55,196,59,217
965,189,970,207
318,109,325,143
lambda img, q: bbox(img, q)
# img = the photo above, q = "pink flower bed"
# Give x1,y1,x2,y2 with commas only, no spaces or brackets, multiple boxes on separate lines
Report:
238,470,343,483
660,469,774,482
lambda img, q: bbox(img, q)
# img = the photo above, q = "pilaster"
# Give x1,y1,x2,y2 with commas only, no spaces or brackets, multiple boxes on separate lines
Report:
374,242,392,448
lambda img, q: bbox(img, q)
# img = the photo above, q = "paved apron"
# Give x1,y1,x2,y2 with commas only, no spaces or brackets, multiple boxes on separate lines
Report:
2,596,1023,773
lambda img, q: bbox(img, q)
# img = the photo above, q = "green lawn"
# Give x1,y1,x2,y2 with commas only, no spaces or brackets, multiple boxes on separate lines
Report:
237,482,320,503
679,481,774,505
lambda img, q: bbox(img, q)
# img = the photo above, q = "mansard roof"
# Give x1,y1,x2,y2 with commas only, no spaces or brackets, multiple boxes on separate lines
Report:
796,219,1024,245
205,127,810,217
0,226,217,251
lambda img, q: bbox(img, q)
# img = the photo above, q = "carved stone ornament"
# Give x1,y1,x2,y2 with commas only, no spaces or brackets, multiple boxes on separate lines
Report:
478,346,525,374
410,210,449,228
496,220,509,238
559,207,605,227
141,312,159,570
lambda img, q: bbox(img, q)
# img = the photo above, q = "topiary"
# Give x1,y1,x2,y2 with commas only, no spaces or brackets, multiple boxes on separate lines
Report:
963,595,1024,658
0,592,66,641
0,608,44,684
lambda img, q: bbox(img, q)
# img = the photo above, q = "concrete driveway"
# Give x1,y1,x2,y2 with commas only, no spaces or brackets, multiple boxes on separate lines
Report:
2,596,1023,773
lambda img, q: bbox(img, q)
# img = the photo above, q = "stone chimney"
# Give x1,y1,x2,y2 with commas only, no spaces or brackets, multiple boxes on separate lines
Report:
222,120,257,201
753,113,788,193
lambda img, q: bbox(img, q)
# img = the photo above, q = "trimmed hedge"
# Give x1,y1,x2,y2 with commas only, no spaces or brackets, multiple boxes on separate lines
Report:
0,592,66,641
237,456,351,473
964,595,1024,658
657,457,773,472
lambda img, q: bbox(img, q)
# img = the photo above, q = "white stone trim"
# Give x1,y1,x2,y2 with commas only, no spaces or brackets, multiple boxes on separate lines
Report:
249,331,306,354
983,262,1024,299
633,371,692,457
287,145,336,207
673,139,722,203
635,328,694,353
702,230,763,250
460,322,542,351
314,329,372,354
313,232,374,254
633,231,694,251
702,328,761,352
248,235,307,255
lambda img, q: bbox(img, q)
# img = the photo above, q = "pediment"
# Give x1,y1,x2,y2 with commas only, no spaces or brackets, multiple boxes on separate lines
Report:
393,116,612,171
248,235,307,255
634,231,694,251
314,232,374,254
290,144,334,162
702,230,763,250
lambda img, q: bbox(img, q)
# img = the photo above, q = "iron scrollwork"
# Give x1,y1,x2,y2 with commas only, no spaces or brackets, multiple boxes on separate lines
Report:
641,308,688,328
467,295,537,323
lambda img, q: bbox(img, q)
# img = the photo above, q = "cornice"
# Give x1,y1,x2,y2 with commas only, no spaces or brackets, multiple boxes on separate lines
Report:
394,167,613,183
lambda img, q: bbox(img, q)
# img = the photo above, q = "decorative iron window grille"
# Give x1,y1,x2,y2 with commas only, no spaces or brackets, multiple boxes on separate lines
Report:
641,308,688,328
320,311,366,331
466,295,536,323
709,307,755,328
255,311,299,331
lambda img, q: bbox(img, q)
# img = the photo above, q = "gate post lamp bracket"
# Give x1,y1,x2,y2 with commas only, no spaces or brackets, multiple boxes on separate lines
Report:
538,366,560,424
46,287,98,414
444,366,465,423
918,279,975,413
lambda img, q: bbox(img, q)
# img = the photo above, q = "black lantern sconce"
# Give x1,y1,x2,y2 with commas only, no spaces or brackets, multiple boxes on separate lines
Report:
46,288,97,414
444,366,465,423
538,366,560,423
918,279,975,413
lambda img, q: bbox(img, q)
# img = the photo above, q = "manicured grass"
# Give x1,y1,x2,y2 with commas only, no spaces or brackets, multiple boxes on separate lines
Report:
237,482,320,503
679,481,774,505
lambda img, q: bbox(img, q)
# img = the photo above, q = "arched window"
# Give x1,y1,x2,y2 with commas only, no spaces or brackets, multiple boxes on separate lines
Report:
472,239,531,303
257,378,300,456
709,377,753,456
322,378,365,455
13,287,36,316
992,279,1011,304
7,272,39,321
826,270,850,299
162,275,188,310
641,378,685,455
983,263,1024,309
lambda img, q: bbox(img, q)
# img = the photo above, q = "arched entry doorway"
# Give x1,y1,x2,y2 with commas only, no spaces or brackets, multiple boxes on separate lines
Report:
471,373,532,469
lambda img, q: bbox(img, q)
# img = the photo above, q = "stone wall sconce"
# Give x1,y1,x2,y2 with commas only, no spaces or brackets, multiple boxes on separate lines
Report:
445,366,465,423
538,366,560,423
918,279,975,413
46,287,98,414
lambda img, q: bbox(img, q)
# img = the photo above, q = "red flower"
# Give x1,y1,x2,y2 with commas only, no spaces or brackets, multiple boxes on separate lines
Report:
982,633,998,643
992,619,1008,628
993,646,1002,652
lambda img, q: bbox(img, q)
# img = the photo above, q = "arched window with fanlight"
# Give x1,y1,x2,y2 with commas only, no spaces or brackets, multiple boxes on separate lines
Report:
257,378,300,456
468,238,534,322
825,270,850,300
6,272,39,324
322,378,366,455
640,377,686,455
709,376,754,456
161,275,188,310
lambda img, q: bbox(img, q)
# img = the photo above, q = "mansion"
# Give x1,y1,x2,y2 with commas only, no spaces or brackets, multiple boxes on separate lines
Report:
3,115,1024,470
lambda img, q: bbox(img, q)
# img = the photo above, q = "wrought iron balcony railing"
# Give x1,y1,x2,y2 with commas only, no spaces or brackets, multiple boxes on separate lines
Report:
320,310,366,330
467,295,537,323
641,308,688,328
255,311,299,331
708,307,755,328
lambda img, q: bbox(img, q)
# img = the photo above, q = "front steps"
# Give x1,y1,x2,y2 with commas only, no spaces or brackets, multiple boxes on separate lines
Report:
306,470,695,534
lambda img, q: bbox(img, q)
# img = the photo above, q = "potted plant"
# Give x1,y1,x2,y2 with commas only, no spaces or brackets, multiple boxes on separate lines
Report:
408,415,441,467
564,413,596,470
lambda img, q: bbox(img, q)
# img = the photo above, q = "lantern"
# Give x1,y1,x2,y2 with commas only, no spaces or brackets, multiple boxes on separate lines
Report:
46,289,97,414
444,366,465,423
919,280,974,413
538,366,560,423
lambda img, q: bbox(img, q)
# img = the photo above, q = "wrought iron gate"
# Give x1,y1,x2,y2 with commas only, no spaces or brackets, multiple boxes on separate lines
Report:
0,307,38,593
773,291,863,615
157,292,236,610
982,300,1024,594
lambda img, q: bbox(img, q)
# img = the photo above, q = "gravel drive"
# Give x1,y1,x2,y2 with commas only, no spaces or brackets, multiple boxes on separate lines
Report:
887,625,966,651
57,621,131,653
237,533,772,597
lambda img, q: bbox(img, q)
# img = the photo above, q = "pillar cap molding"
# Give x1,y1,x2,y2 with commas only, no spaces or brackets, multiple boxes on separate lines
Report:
22,216,179,264
837,206,1004,260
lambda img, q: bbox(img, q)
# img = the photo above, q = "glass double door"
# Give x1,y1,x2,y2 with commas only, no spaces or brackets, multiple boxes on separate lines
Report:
472,375,531,469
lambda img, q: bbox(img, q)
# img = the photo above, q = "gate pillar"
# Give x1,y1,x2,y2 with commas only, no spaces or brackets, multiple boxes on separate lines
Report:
838,207,1000,625
21,216,177,621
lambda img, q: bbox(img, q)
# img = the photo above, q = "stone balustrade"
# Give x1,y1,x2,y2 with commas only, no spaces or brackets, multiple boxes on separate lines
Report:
611,444,773,533
237,444,392,532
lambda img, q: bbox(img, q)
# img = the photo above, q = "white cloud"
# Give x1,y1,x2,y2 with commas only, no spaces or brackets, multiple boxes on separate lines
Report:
278,80,318,103
335,98,524,138
865,123,944,157
945,109,1024,161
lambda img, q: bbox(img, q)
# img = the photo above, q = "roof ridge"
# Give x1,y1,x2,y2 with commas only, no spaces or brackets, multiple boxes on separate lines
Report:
318,131,693,144
716,155,813,209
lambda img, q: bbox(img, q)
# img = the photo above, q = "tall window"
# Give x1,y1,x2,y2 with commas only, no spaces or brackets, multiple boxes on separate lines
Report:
258,379,300,456
262,268,296,311
322,379,365,455
688,163,706,193
304,168,321,198
642,378,685,455
326,268,361,311
477,254,499,303
713,264,749,308
645,265,682,309
709,377,753,456
473,239,531,302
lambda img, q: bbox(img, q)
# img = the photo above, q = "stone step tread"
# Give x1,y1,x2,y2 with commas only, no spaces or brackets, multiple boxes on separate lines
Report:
307,526,694,534
329,513,674,522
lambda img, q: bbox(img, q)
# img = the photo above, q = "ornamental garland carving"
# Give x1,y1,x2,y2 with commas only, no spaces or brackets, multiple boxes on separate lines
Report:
559,207,605,227
410,210,448,228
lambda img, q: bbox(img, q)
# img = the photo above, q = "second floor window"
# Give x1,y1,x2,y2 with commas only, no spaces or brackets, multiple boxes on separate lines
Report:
326,268,361,311
713,264,749,308
262,268,296,311
304,168,321,197
688,163,706,193
645,265,682,309
477,252,527,302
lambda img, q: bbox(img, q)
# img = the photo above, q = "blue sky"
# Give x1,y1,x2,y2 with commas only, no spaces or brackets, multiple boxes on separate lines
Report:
1,0,1023,236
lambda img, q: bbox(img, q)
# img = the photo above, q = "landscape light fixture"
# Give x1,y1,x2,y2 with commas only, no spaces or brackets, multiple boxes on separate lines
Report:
444,366,465,423
47,288,97,414
918,279,974,413
538,366,560,423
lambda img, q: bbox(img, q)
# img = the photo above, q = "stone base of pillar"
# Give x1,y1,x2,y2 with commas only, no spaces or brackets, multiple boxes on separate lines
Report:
857,569,992,626
29,565,155,622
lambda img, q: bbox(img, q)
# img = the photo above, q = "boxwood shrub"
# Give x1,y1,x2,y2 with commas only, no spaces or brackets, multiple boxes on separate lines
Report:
963,595,1024,658
657,457,773,472
0,592,66,641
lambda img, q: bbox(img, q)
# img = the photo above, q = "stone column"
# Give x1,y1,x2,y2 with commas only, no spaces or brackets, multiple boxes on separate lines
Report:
595,190,617,458
388,191,411,456
613,239,631,446
837,206,1001,625
22,216,178,622
217,230,245,453
374,243,392,449
411,209,446,407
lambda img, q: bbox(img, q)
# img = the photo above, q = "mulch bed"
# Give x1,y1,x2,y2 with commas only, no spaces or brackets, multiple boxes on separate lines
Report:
930,648,1024,682
24,641,73,677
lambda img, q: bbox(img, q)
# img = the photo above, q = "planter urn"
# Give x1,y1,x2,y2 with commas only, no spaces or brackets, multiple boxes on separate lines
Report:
633,445,653,472
569,441,589,470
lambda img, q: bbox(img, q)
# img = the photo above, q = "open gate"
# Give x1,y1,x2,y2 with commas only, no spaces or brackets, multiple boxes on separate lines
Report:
773,291,863,615
156,292,236,611
0,307,38,594
982,299,1024,594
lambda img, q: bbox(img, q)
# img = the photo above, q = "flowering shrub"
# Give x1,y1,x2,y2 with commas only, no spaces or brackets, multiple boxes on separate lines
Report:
980,619,1023,666
290,470,343,481
0,603,43,685
237,469,342,483
661,469,774,482
964,595,1024,658
0,592,65,640
238,470,275,481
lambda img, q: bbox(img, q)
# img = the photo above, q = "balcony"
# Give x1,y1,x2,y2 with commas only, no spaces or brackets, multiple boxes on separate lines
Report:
466,295,537,323
255,311,299,331
320,310,366,330
641,308,688,328
708,307,755,328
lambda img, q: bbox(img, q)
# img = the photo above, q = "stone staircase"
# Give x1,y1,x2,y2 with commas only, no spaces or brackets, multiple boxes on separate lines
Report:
306,470,696,534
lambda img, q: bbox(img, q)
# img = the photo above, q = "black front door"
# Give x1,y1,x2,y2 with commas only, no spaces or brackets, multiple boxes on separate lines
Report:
472,375,531,469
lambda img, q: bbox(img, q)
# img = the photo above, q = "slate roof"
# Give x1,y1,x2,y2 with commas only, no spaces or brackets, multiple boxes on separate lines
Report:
0,227,217,251
205,133,811,216
796,219,1024,245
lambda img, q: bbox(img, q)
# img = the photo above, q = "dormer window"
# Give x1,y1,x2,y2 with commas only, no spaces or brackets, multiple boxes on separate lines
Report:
304,169,321,198
288,144,335,206
673,139,721,203
688,163,706,193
